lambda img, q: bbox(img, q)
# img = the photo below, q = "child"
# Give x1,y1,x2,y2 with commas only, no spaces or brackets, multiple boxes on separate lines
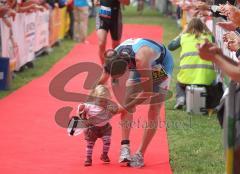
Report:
77,85,118,166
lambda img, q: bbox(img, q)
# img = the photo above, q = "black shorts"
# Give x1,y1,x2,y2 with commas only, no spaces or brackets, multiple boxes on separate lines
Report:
96,8,122,41
84,123,112,142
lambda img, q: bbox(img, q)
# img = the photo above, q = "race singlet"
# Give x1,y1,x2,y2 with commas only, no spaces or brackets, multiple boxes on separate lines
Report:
99,5,112,19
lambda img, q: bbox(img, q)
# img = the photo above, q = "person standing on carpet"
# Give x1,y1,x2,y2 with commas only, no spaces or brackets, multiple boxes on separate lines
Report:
77,85,119,166
95,38,174,167
94,0,130,64
73,0,89,43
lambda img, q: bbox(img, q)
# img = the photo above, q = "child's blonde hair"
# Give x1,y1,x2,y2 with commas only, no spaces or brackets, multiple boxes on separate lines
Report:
92,85,111,99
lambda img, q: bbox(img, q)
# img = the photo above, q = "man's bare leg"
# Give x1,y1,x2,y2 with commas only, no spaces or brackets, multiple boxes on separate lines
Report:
97,29,108,65
129,103,161,167
137,103,162,155
112,39,121,49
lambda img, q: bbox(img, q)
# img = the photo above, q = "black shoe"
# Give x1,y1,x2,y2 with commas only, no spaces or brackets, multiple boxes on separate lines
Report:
100,154,110,163
84,158,92,166
26,62,34,69
174,103,184,110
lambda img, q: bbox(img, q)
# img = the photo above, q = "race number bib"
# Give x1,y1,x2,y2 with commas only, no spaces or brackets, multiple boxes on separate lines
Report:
152,66,168,83
99,6,112,19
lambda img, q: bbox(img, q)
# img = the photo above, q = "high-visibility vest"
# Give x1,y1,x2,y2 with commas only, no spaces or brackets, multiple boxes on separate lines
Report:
177,33,216,85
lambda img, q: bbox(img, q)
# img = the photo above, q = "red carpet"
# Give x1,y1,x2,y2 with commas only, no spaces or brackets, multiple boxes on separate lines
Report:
0,24,172,174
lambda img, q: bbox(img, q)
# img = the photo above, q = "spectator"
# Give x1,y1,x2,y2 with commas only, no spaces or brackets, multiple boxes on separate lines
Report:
137,0,144,14
46,0,58,8
94,0,130,84
95,0,130,65
223,31,240,53
73,0,89,43
168,17,216,109
66,0,74,39
198,39,240,174
0,5,16,56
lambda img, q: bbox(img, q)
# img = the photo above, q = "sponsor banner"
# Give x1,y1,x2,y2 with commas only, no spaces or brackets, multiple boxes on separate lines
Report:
35,10,50,52
59,7,69,40
24,12,36,62
12,13,26,70
0,16,21,70
49,8,61,46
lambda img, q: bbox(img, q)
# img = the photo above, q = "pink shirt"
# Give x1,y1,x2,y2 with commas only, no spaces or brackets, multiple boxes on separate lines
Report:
78,102,112,127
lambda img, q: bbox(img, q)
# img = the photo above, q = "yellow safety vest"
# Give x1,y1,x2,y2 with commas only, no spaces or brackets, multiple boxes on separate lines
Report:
177,33,216,85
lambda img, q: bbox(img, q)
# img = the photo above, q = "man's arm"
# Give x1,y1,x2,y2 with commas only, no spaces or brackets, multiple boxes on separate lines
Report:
88,71,110,99
97,71,110,85
135,47,154,95
122,48,155,111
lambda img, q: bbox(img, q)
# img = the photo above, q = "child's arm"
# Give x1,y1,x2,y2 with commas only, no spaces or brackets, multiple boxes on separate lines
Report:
107,104,119,115
107,101,136,115
77,103,87,119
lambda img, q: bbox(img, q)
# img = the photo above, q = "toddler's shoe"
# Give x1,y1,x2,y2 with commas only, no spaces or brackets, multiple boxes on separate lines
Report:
84,158,92,166
100,153,110,163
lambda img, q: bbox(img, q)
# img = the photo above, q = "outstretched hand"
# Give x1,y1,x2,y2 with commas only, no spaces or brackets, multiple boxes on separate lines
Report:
197,39,223,61
217,21,237,31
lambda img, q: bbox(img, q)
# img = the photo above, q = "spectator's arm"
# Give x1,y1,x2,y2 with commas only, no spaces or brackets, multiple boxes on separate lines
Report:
17,1,45,13
0,6,9,18
168,36,181,51
228,8,240,26
219,3,240,26
212,54,240,82
217,21,238,31
118,0,130,5
2,18,12,28
198,40,240,82
0,6,16,20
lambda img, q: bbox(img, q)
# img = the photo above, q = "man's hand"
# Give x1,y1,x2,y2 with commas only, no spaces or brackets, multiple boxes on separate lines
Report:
117,104,136,114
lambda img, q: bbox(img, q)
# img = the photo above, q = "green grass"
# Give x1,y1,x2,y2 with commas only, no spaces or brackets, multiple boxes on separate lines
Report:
121,7,224,173
0,5,225,174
